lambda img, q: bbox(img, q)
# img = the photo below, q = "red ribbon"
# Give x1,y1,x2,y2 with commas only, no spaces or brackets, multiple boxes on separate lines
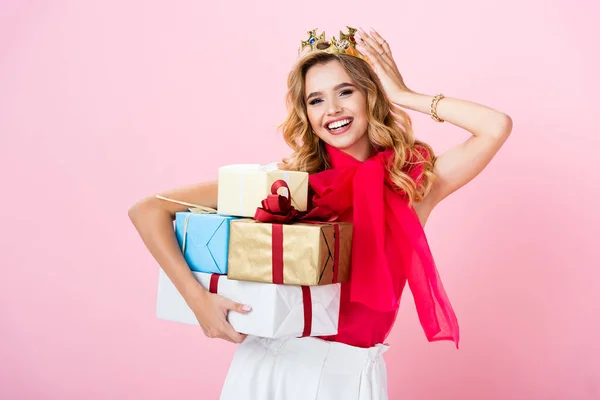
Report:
209,274,221,294
333,224,340,283
271,224,284,284
300,286,312,337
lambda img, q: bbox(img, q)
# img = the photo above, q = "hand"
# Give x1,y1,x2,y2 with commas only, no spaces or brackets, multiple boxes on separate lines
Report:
355,27,412,98
188,289,251,344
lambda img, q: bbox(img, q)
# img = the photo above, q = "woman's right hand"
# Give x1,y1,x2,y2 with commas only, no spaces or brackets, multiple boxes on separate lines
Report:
188,289,252,344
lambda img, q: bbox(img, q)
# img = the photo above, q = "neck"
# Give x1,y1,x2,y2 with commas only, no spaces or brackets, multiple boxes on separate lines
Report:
337,136,372,162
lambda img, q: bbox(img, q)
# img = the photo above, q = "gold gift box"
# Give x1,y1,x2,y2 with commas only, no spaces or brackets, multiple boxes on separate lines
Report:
227,219,353,286
217,163,308,218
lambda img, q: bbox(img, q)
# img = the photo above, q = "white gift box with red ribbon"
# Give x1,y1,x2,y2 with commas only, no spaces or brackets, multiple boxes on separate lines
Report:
156,269,341,338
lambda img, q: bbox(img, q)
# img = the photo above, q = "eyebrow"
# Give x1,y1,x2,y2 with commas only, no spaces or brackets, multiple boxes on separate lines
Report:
306,82,355,101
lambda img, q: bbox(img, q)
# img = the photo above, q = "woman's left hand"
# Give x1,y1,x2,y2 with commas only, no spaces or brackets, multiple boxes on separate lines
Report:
355,28,412,98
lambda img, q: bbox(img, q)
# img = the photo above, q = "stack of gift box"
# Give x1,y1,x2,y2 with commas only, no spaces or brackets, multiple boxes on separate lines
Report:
156,163,353,338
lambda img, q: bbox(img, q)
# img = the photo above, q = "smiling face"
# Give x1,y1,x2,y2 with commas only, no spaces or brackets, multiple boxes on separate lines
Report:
304,60,371,161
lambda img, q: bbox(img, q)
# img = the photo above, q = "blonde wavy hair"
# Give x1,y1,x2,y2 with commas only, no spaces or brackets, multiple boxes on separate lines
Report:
279,51,437,205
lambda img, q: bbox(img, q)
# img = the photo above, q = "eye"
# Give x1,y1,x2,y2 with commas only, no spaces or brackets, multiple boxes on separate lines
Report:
339,89,353,96
308,98,323,105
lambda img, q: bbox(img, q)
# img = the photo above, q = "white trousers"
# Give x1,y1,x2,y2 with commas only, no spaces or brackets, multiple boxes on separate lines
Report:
219,336,389,400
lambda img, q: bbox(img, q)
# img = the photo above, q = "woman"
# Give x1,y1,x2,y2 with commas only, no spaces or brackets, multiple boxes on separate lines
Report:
129,26,512,399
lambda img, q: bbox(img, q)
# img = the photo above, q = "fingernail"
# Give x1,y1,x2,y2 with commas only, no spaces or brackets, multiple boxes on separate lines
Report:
242,305,252,311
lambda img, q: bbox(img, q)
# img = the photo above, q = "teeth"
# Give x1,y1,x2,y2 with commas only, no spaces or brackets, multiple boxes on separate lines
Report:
328,119,351,130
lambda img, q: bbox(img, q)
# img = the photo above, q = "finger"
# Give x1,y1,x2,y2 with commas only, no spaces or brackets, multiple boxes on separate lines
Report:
218,333,237,344
369,28,397,69
369,28,393,56
356,29,394,69
223,298,252,314
357,28,384,57
371,28,398,69
356,41,387,74
214,331,229,342
223,324,246,344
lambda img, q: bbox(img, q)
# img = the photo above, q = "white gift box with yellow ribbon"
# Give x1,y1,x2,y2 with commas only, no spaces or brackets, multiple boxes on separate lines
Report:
217,163,309,218
156,268,341,338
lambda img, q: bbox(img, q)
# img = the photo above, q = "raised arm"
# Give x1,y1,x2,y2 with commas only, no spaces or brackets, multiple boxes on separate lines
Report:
392,91,513,209
355,28,513,215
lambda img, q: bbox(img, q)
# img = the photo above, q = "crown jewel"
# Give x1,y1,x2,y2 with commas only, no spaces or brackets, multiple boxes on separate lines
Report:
299,26,365,60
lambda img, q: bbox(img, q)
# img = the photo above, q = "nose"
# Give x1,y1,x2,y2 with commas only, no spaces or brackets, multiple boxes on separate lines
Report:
326,98,343,116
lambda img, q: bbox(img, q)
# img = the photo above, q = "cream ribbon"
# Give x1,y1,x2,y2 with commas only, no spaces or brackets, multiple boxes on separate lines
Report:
155,194,218,254
155,194,217,214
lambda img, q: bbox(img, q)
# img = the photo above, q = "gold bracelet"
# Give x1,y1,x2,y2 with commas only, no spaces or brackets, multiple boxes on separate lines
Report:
430,93,445,123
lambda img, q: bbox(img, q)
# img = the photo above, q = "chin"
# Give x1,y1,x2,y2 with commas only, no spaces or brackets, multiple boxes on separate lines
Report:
328,138,358,151
323,130,364,150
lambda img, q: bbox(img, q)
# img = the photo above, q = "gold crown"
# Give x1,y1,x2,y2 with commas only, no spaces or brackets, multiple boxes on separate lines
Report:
298,27,366,60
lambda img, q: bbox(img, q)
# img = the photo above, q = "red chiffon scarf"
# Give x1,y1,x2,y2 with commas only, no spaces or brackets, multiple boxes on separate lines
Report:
309,143,460,347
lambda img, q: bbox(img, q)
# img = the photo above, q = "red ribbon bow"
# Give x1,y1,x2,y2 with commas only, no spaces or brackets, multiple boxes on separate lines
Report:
254,180,338,224
254,180,300,223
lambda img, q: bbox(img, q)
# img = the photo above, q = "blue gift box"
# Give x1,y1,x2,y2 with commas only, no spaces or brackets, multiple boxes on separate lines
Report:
175,212,238,274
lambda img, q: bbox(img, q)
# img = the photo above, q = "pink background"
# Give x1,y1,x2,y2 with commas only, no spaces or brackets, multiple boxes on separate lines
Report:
1,0,599,399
